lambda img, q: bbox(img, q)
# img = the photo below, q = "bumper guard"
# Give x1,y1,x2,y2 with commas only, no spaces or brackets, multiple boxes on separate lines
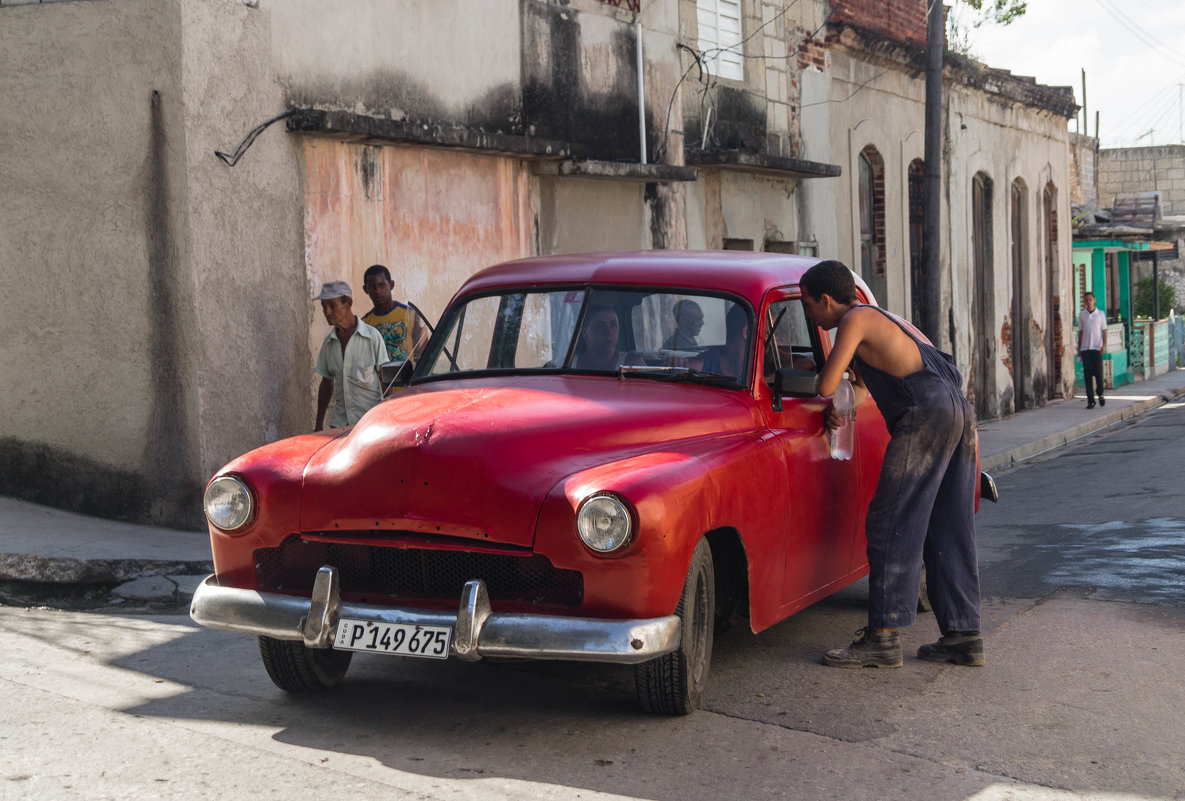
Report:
190,565,681,664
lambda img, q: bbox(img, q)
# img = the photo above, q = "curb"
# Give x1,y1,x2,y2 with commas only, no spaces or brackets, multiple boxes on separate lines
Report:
981,384,1185,473
0,554,213,585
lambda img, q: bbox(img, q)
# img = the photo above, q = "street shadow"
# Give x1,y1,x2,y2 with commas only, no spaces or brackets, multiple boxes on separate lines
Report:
96,584,976,801
17,572,1177,799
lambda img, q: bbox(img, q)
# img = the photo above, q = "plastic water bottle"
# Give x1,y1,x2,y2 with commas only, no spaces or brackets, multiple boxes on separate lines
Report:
830,374,855,460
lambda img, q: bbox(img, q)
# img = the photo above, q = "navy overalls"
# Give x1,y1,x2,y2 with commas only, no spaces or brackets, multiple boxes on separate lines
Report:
854,306,981,634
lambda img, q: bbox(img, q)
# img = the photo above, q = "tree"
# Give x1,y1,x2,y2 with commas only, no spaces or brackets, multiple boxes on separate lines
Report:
1133,277,1176,320
948,1,1027,54
962,0,1027,25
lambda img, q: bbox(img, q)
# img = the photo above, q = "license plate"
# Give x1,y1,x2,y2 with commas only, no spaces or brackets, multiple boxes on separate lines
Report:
333,619,452,659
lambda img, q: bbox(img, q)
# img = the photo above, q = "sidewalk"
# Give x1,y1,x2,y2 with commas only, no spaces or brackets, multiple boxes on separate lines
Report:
977,365,1185,471
3,366,1184,605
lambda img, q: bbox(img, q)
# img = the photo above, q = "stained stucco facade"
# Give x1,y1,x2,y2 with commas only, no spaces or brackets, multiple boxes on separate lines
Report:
1,0,307,526
821,24,1077,420
1,0,1077,526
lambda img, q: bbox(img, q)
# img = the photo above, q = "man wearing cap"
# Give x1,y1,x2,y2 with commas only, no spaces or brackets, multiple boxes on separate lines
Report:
313,281,389,431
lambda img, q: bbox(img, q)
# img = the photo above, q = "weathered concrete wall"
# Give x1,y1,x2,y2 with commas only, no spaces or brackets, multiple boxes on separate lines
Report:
1069,132,1098,207
0,0,189,521
267,0,679,165
1098,145,1185,217
827,45,925,316
718,171,802,249
180,1,310,486
537,178,649,254
268,0,522,129
825,34,1074,419
798,64,840,259
947,84,1074,417
0,0,308,527
677,0,821,161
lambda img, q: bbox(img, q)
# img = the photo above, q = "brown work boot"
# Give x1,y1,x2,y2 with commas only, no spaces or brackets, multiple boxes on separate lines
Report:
918,630,985,666
822,627,902,668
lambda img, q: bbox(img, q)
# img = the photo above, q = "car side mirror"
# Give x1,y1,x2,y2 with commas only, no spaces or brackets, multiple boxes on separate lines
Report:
772,367,819,411
381,359,413,391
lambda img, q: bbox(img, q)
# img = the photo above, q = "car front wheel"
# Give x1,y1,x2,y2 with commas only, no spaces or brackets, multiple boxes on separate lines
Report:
634,537,715,715
258,636,352,692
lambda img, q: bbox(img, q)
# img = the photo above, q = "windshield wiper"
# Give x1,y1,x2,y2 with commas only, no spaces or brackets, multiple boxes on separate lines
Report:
617,365,740,387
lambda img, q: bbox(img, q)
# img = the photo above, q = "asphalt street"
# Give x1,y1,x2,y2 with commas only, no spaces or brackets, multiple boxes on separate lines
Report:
1,402,1183,800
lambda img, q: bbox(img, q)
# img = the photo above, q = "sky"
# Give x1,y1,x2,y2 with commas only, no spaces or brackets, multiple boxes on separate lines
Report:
962,0,1185,148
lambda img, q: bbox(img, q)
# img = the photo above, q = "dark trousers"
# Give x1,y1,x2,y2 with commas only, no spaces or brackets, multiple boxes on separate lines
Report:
1081,349,1104,402
864,377,981,634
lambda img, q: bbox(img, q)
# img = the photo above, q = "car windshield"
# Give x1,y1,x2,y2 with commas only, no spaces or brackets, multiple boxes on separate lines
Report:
418,288,752,385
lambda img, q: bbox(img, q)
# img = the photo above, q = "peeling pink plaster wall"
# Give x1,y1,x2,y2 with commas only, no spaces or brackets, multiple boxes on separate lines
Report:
302,139,535,390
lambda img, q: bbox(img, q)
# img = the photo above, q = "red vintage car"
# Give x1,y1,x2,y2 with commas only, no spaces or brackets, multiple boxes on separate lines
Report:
191,250,989,714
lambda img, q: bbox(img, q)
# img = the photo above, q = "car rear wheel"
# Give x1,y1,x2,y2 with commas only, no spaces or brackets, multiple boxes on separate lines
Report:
258,636,352,692
634,537,715,715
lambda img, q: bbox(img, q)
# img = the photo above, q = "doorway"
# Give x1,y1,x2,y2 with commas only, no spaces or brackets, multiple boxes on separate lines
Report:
972,172,994,419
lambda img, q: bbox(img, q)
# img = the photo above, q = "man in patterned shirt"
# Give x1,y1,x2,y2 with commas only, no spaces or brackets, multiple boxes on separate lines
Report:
361,264,427,363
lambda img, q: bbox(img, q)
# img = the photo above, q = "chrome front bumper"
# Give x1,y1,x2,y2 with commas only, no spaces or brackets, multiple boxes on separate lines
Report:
190,566,681,664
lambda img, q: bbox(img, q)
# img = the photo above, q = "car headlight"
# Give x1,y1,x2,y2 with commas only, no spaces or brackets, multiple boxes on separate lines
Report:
576,494,634,554
203,475,254,531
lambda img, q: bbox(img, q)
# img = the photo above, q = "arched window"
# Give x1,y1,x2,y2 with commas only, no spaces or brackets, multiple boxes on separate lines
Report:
1009,178,1029,412
972,171,994,419
1043,182,1061,399
858,146,885,293
908,158,925,324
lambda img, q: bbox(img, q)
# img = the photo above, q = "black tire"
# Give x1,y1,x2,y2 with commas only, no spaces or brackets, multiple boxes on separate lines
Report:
634,538,715,715
258,636,353,693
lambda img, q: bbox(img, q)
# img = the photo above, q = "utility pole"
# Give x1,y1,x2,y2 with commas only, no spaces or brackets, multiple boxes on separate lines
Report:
919,0,943,342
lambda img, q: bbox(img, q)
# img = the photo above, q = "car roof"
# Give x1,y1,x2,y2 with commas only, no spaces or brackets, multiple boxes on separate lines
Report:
455,250,838,305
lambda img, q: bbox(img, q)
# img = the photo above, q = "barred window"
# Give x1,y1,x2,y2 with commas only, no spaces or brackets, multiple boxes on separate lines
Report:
597,0,641,10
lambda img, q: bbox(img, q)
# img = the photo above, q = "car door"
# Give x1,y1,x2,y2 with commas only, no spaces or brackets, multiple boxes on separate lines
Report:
759,292,867,610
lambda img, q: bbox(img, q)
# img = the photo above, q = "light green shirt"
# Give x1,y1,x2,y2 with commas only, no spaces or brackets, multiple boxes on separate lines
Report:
315,317,388,427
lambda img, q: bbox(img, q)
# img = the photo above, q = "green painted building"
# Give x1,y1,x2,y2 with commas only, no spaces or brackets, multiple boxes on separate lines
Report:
1071,238,1151,388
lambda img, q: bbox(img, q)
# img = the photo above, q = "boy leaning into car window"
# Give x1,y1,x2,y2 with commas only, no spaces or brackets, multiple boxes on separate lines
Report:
313,281,389,431
799,260,984,670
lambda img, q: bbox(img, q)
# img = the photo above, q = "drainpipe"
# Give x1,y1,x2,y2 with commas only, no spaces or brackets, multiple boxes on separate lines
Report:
636,20,647,165
920,0,943,342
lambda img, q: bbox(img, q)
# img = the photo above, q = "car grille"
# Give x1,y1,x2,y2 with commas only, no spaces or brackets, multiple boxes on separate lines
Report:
254,535,583,609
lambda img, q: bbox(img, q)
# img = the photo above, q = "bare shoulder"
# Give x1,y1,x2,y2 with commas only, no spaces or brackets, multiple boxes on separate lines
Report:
841,305,901,338
852,308,925,376
838,305,882,332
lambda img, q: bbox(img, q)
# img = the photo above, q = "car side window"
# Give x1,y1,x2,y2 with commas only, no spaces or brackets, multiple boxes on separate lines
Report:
765,299,819,378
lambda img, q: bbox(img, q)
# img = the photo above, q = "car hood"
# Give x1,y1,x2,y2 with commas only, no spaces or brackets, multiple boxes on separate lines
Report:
298,375,756,547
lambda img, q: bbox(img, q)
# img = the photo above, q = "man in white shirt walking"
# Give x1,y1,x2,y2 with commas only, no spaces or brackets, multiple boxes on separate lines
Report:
1077,291,1107,409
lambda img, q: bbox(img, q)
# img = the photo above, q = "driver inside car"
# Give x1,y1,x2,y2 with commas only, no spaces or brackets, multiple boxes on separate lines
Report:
573,305,643,371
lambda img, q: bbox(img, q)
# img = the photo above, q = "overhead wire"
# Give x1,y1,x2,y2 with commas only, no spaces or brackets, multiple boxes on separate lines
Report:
1092,0,1185,71
1104,78,1185,144
665,0,935,149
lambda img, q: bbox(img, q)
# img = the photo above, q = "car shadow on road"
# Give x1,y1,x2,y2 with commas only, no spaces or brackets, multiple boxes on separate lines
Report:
90,580,1047,801
30,569,1170,800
